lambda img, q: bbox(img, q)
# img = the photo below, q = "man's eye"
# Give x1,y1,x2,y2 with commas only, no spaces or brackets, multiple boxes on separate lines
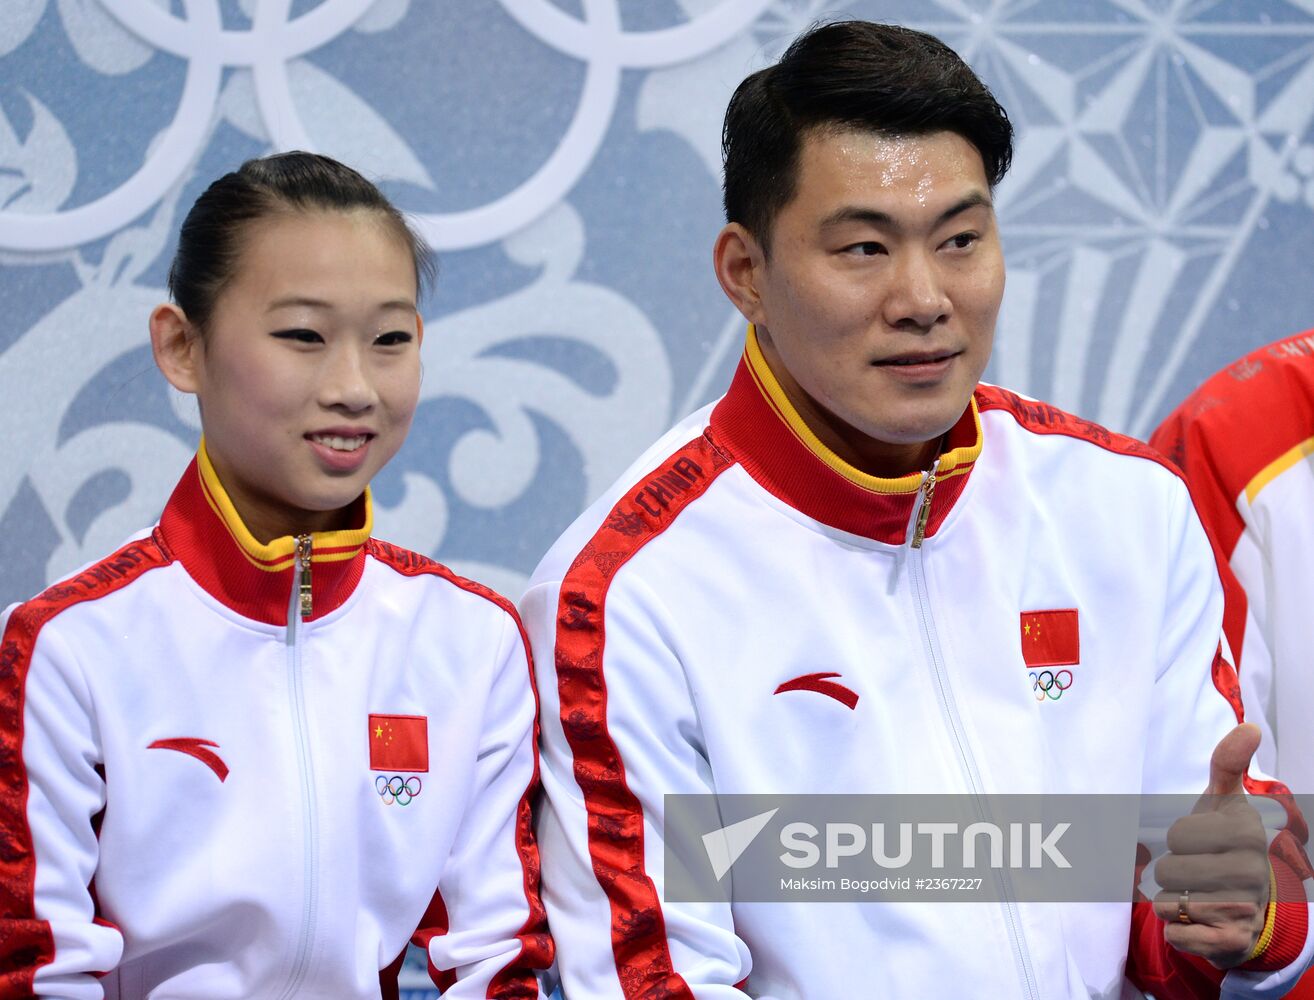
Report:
946,232,978,250
272,329,323,344
375,331,413,347
846,241,885,256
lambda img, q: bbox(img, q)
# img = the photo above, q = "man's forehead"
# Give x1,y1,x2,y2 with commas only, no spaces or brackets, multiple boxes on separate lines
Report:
804,126,948,162
795,127,992,212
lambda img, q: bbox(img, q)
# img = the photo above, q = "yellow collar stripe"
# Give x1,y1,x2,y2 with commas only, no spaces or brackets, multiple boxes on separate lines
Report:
744,326,982,496
1244,435,1314,505
196,440,372,573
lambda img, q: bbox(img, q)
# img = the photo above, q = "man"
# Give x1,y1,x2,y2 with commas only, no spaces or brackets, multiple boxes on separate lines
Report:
1153,330,1314,794
523,22,1311,998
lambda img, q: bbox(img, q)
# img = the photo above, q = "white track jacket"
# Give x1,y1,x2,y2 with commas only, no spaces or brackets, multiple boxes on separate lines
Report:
1153,328,1314,794
0,447,552,999
523,330,1312,1000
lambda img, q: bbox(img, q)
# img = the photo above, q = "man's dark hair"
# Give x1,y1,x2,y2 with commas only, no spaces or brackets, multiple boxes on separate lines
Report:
722,20,1014,253
168,151,435,332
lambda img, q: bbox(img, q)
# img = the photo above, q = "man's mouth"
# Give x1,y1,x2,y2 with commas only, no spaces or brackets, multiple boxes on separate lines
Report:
876,350,960,367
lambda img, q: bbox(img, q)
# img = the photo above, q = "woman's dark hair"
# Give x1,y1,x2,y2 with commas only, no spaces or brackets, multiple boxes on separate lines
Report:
722,20,1014,254
168,151,435,331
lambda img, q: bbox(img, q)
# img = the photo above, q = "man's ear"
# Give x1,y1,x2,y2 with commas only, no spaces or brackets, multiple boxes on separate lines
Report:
149,303,202,394
713,222,769,327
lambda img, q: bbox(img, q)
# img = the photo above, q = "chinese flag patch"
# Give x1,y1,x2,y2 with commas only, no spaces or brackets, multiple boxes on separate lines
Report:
1020,609,1080,667
369,714,428,772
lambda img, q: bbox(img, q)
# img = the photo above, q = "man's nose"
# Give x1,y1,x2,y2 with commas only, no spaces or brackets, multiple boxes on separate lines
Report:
884,251,951,331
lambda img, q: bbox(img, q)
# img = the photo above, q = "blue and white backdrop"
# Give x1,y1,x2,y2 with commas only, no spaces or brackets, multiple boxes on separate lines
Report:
2,0,1314,990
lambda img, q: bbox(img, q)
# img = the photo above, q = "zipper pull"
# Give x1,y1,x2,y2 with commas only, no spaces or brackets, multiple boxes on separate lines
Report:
911,471,937,549
296,534,313,620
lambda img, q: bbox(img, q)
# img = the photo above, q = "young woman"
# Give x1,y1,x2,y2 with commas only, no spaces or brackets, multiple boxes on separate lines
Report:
0,153,553,998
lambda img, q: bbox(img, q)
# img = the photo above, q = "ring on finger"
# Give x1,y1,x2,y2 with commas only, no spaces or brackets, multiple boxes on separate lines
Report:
1177,889,1192,925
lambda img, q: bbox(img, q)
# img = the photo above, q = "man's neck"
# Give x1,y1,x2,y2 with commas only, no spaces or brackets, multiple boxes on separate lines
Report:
757,341,943,479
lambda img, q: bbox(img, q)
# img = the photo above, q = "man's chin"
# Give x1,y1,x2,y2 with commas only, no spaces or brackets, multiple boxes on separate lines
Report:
860,411,970,452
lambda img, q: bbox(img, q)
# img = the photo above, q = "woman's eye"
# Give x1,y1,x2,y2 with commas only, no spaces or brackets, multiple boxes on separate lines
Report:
375,331,413,347
272,328,323,344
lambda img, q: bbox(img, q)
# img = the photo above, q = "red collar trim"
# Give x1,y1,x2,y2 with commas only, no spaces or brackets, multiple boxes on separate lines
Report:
708,332,982,544
157,453,370,625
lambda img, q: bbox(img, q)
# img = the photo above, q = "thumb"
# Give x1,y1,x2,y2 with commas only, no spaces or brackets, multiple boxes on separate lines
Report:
1206,722,1261,797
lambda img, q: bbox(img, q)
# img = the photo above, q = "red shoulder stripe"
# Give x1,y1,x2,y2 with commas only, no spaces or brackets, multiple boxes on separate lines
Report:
0,535,170,992
975,385,1176,472
367,539,527,625
554,433,731,999
365,540,553,995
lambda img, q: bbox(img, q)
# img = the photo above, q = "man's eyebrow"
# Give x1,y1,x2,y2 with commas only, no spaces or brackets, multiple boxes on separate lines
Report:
266,296,416,312
819,207,894,230
934,192,993,226
819,192,993,232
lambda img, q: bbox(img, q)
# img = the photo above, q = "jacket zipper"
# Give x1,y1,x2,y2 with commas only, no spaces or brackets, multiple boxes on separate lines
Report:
296,534,313,620
276,535,320,1000
906,477,1040,1000
911,469,937,548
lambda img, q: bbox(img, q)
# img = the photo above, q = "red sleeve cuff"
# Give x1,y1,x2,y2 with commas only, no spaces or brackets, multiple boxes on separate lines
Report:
1241,856,1309,973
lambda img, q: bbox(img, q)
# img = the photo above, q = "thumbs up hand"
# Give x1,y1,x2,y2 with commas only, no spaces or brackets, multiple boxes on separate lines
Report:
1153,723,1272,968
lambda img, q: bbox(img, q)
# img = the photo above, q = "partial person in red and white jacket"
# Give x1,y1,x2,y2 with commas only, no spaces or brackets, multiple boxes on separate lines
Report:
1152,332,1314,1000
1152,330,1314,795
0,153,553,998
522,21,1313,1000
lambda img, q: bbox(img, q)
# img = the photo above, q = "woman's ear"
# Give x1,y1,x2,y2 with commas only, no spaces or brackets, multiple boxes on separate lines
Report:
713,222,770,328
149,303,202,394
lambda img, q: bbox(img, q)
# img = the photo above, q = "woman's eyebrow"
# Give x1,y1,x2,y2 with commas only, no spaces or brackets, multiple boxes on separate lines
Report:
266,295,332,312
265,296,416,312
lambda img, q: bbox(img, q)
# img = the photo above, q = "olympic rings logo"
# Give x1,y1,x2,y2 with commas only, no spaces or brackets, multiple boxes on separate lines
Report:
1030,669,1074,701
375,774,422,806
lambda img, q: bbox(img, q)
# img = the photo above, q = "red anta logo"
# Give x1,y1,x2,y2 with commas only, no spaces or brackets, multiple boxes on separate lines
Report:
147,737,228,782
774,672,859,710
